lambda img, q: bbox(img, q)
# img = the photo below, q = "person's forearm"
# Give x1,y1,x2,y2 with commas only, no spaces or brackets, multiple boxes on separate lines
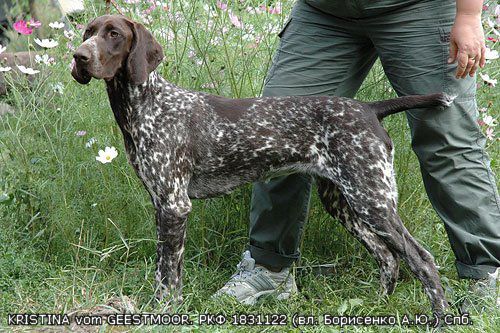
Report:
456,0,483,16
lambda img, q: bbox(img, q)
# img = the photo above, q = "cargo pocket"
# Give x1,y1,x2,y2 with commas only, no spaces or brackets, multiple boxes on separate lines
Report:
438,24,481,134
278,17,293,38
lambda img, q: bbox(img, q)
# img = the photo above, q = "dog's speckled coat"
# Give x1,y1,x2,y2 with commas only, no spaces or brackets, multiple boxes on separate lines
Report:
72,15,453,314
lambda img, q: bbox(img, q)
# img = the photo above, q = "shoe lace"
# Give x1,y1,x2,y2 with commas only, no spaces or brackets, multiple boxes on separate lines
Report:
230,251,257,281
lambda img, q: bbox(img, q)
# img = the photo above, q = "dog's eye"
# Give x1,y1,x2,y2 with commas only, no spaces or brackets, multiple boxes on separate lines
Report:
110,30,119,38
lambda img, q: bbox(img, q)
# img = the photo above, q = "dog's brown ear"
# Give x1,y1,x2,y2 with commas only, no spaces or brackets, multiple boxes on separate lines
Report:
127,21,164,85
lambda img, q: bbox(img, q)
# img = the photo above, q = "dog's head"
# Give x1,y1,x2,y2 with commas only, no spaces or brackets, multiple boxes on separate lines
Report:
71,15,164,85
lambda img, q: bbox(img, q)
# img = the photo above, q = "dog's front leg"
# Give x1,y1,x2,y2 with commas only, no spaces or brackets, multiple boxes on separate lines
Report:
154,189,191,305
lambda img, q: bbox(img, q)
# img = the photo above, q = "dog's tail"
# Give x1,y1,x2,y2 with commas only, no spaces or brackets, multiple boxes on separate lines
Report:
369,93,456,121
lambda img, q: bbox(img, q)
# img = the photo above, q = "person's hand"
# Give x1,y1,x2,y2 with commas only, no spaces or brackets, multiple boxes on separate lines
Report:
448,13,486,79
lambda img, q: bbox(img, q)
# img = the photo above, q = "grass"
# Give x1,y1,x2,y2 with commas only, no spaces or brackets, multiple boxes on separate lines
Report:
0,0,499,331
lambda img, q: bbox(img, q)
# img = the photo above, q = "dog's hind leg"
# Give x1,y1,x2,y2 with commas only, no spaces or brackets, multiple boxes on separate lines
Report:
329,146,448,315
316,177,400,295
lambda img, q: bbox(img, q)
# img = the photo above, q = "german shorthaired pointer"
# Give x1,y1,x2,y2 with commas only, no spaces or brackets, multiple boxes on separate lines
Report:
72,15,454,315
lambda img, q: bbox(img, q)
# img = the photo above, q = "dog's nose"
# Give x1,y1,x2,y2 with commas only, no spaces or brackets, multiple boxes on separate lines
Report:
73,49,90,64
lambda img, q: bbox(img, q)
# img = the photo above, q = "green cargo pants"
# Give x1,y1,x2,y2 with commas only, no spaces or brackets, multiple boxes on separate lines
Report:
249,0,500,279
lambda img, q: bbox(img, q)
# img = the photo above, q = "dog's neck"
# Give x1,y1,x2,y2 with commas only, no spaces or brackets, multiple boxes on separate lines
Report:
105,71,188,129
105,71,157,134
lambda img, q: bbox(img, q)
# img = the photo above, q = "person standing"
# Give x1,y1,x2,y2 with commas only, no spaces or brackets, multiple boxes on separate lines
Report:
216,0,500,311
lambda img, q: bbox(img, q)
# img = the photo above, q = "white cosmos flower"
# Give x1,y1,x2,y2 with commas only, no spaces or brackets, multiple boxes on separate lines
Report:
49,21,65,29
479,73,497,87
242,33,254,41
265,22,280,34
96,146,118,164
51,82,64,95
34,38,59,49
0,66,11,72
487,18,495,29
483,115,498,127
201,82,216,89
64,30,76,40
0,44,6,54
35,54,55,65
485,47,499,60
16,65,39,75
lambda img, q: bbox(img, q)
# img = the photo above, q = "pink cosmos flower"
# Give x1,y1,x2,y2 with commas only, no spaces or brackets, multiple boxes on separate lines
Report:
268,3,282,14
229,12,243,29
485,127,495,141
13,18,41,35
13,20,33,35
216,1,228,11
143,4,156,15
28,19,41,28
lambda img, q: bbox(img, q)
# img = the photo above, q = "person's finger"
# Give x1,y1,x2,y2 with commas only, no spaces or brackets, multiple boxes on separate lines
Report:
479,45,486,68
470,55,480,77
462,57,475,78
448,41,458,64
455,50,468,78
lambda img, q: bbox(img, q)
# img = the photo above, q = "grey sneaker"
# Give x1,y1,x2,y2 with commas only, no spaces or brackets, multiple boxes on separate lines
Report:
213,251,298,305
460,267,499,313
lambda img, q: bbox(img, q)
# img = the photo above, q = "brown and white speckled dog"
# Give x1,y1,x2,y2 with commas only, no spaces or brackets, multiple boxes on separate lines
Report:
72,15,455,314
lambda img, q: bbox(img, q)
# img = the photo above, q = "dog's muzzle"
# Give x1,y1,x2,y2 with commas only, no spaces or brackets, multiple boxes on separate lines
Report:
71,38,97,84
71,56,92,84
